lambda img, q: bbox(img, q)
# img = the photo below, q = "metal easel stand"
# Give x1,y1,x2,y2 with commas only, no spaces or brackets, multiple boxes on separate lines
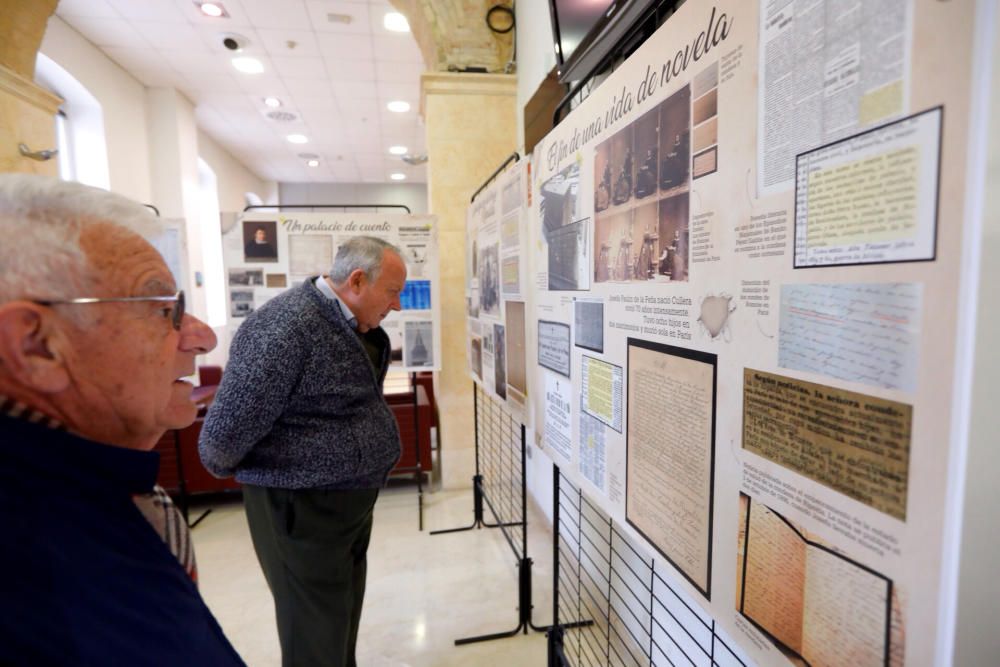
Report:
384,372,426,530
429,385,519,535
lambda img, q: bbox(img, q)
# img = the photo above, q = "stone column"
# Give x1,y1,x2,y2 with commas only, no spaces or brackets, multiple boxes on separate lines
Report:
0,0,60,175
421,72,517,489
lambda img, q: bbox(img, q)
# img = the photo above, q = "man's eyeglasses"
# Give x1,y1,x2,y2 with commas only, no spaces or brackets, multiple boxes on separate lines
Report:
32,290,186,331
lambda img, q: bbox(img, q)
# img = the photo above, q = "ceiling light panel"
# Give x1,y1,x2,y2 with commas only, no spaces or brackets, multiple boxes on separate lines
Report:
231,56,265,73
386,100,410,113
304,2,370,34
382,12,409,33
197,2,227,18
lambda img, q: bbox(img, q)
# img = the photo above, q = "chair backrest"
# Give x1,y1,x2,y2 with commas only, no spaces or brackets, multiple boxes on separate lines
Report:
198,365,222,386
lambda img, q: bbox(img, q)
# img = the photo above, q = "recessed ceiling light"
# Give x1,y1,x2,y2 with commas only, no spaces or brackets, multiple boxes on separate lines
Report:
263,96,282,108
387,100,410,113
286,134,309,144
390,173,406,181
384,12,410,33
389,145,408,155
197,2,226,18
307,159,320,167
231,56,264,74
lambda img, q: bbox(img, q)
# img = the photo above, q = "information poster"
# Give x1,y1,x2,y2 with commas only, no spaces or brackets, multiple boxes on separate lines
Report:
524,0,983,664
223,212,441,372
466,159,534,423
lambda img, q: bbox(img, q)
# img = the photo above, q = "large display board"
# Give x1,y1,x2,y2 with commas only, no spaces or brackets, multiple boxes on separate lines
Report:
224,211,441,372
523,0,983,664
466,159,534,423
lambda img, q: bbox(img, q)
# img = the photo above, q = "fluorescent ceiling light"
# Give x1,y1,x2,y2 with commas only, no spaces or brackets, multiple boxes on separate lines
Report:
263,96,282,108
286,134,309,144
198,2,226,18
307,159,320,167
383,12,410,33
390,173,406,181
389,145,408,155
386,100,410,113
231,56,263,74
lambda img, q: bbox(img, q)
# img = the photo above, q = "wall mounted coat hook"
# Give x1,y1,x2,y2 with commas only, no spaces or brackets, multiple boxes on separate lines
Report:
18,143,58,161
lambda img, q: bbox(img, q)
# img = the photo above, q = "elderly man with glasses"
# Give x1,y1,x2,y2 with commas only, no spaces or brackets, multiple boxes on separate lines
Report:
0,175,243,665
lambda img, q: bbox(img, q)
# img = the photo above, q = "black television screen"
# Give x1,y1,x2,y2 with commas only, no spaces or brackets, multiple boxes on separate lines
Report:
550,0,617,65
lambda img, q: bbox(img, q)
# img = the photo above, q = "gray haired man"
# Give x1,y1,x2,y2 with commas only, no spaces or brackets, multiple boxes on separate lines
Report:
0,175,240,664
200,236,407,667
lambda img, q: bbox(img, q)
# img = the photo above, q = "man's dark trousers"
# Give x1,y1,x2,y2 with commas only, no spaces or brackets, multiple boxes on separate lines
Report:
243,485,379,667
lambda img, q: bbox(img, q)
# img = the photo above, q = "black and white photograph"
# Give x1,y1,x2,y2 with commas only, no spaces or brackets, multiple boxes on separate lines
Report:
242,220,279,263
505,301,527,401
609,124,634,207
659,84,691,192
594,202,661,283
478,243,500,317
494,323,507,399
470,337,483,380
633,107,659,200
468,288,480,318
501,172,522,216
574,299,605,353
228,268,263,286
538,319,571,377
404,320,434,368
540,162,580,235
265,273,287,288
658,193,690,281
229,288,254,318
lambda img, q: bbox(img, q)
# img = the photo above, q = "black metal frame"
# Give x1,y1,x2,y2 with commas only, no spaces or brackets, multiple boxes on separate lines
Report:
470,152,521,203
385,372,427,530
431,384,562,645
242,203,412,213
548,466,747,666
552,0,686,127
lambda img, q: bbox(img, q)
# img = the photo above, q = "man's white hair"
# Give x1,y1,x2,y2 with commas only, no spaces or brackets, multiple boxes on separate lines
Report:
330,235,403,284
0,174,160,302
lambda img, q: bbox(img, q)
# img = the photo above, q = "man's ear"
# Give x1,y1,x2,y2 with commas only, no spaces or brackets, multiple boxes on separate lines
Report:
347,268,367,292
0,302,71,393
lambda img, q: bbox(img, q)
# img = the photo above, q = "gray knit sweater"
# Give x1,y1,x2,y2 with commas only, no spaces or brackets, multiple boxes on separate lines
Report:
198,279,401,489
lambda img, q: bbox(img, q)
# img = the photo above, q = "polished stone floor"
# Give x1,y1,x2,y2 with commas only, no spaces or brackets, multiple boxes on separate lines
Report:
192,485,555,666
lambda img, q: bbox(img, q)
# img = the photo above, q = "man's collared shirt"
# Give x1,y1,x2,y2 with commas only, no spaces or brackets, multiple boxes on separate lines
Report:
315,276,357,330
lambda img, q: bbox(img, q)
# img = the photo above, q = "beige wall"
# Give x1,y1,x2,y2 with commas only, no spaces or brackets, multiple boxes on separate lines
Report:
422,72,517,489
40,16,152,202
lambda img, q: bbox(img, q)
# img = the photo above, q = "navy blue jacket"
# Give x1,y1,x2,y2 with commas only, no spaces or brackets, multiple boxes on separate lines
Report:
0,416,244,666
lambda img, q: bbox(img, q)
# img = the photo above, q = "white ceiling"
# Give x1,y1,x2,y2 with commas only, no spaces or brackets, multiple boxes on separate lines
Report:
54,0,429,184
